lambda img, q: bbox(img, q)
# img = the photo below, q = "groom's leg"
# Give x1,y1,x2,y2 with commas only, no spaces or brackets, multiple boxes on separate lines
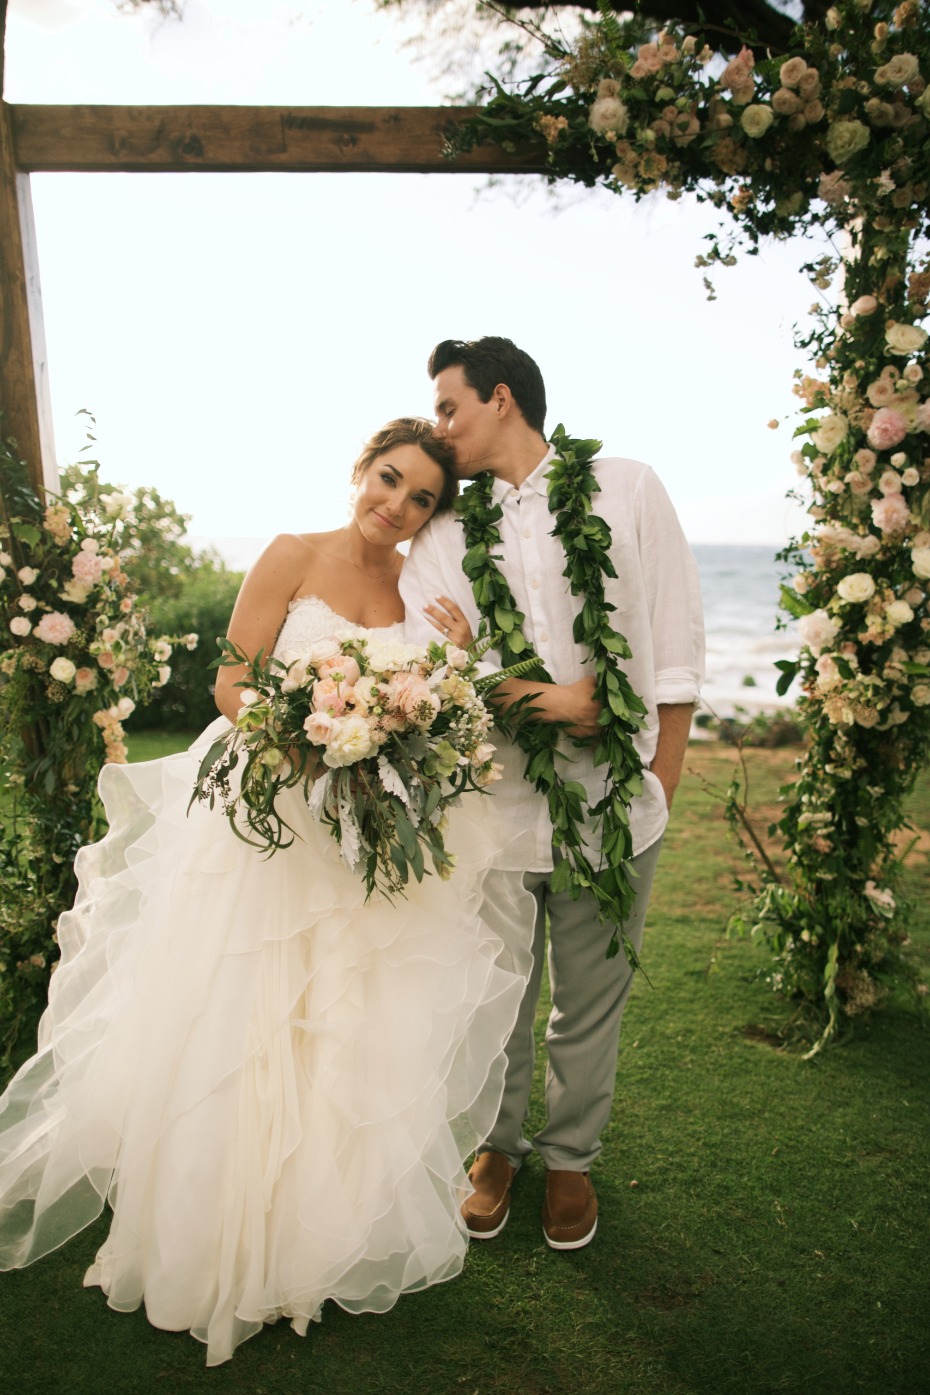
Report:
480,868,548,1168
533,837,664,1171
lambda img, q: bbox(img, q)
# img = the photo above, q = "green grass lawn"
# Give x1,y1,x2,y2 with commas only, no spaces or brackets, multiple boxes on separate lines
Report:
1,735,928,1395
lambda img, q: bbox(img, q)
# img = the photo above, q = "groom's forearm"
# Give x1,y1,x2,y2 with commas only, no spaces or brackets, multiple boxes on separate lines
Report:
490,676,602,737
648,703,695,810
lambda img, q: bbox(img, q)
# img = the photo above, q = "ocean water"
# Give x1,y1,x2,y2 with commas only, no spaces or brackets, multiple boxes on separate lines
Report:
192,537,800,719
691,543,799,719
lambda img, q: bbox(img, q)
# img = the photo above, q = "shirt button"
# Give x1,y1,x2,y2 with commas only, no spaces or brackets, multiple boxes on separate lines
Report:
539,632,550,643
523,527,532,539
530,578,540,590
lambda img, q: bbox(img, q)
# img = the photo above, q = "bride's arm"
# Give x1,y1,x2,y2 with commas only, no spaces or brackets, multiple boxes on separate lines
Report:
214,535,308,724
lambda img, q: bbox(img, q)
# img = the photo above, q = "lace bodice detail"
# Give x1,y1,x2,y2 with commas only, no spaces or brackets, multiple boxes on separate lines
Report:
273,595,405,661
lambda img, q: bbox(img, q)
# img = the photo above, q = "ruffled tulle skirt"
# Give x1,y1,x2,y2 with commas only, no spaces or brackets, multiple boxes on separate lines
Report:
0,720,531,1364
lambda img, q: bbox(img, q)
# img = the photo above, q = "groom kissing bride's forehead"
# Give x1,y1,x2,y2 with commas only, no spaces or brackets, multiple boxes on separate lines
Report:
402,334,706,1251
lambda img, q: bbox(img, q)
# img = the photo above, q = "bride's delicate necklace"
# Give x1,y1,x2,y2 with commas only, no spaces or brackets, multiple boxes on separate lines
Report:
456,425,648,965
338,529,400,580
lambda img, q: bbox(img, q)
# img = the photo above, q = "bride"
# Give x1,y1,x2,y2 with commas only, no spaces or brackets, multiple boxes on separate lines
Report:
0,418,532,1366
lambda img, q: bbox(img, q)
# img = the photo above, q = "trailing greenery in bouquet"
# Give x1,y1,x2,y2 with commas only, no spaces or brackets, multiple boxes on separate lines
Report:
191,630,537,898
0,435,196,1053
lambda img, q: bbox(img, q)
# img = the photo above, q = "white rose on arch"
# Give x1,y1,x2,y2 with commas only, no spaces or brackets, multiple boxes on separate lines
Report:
740,104,774,138
796,608,840,655
588,96,629,136
886,600,915,628
911,545,930,579
49,656,77,683
812,412,849,454
885,322,929,356
836,573,876,604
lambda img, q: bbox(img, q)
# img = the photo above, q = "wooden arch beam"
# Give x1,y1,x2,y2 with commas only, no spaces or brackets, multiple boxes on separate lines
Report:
1,101,544,494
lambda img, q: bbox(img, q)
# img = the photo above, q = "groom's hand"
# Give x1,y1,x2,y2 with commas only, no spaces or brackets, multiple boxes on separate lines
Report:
555,677,603,741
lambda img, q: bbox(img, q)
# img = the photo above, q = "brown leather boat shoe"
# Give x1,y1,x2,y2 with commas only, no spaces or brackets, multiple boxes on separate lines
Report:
542,1169,598,1250
461,1150,516,1239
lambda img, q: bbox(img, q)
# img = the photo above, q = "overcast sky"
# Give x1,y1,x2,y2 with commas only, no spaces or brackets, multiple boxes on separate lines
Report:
5,0,824,548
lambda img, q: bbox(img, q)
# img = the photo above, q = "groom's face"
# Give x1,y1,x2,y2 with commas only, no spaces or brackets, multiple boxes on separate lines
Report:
433,364,500,478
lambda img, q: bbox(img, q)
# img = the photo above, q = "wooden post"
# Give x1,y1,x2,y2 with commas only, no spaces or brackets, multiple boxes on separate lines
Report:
0,101,58,496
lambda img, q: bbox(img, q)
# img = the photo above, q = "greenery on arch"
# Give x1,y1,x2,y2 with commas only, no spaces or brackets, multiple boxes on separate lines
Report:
450,0,930,1051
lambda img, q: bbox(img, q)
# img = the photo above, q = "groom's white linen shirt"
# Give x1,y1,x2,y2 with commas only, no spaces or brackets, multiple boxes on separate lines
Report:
401,446,705,873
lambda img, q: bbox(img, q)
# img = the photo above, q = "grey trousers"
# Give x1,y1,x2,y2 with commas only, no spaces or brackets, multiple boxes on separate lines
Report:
482,836,664,1173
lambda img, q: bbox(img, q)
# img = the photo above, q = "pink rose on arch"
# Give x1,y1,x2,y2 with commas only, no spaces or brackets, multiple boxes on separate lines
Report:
722,45,754,92
72,549,104,585
867,408,909,451
867,378,897,408
915,401,930,432
631,42,664,76
74,667,97,695
33,611,76,645
97,651,115,670
878,468,903,495
871,492,911,534
112,666,131,687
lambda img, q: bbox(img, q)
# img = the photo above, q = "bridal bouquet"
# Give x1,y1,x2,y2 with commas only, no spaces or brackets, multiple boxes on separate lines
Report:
191,630,529,898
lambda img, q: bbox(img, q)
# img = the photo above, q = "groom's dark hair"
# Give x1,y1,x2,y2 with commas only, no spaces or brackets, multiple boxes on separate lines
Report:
428,337,547,435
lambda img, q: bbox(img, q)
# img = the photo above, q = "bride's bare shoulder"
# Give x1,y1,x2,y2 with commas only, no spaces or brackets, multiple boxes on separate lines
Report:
254,531,335,566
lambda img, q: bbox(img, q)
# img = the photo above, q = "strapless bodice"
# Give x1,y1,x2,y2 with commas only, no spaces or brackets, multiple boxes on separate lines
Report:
274,595,404,661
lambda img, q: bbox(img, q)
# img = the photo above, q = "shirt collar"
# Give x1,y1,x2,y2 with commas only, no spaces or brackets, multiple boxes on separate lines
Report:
491,443,557,504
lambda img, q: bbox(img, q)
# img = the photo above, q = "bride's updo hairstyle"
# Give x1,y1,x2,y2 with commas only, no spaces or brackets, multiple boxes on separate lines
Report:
351,418,459,515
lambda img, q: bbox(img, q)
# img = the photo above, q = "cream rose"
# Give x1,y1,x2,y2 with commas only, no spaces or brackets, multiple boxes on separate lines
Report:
874,53,920,87
303,710,335,745
323,715,378,768
10,616,32,637
779,57,808,88
837,573,877,603
912,684,930,706
885,322,929,356
740,104,774,138
812,412,849,454
911,545,930,579
589,96,629,136
797,608,840,654
886,599,915,627
850,294,878,317
825,119,870,163
49,656,77,682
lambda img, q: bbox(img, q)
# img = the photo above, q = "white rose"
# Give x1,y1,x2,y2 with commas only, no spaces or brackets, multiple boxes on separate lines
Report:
18,595,37,612
153,665,171,687
911,545,930,579
902,468,920,486
17,566,38,585
885,322,928,356
0,551,11,566
588,96,629,136
812,413,849,454
99,490,135,520
796,608,841,654
886,600,914,627
874,53,920,87
850,295,878,317
837,572,877,603
912,684,930,706
116,696,136,718
825,119,870,163
49,656,77,682
323,715,378,768
879,468,903,495
80,538,99,553
10,617,32,637
444,645,469,671
740,104,775,138
152,639,172,663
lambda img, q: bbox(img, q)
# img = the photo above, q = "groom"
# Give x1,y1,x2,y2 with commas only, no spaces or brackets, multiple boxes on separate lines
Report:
400,337,704,1249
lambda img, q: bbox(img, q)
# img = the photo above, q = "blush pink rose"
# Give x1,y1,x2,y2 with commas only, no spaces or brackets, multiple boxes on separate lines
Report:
97,651,115,670
303,710,335,744
632,42,664,75
312,677,349,716
315,654,361,686
33,611,76,645
867,378,897,407
112,665,131,687
74,667,97,695
72,550,104,585
722,45,754,91
871,493,911,533
915,401,930,432
385,672,439,722
867,408,909,451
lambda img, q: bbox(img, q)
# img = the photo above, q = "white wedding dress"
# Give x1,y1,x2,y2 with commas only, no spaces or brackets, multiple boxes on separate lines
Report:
0,598,532,1365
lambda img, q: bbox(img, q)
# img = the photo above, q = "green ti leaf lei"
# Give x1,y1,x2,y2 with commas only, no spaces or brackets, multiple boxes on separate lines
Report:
456,425,649,963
